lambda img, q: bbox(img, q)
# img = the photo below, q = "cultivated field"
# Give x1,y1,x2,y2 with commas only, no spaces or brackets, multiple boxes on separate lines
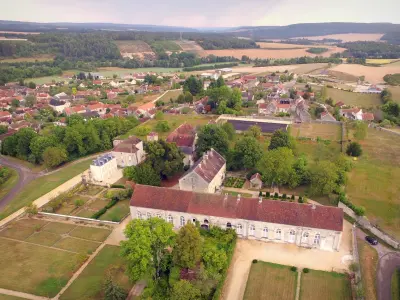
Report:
357,238,378,300
389,86,400,104
97,66,181,76
346,128,400,239
0,218,111,297
366,59,400,65
330,64,400,83
115,40,155,60
292,63,329,74
300,269,352,300
60,245,131,300
327,70,360,82
201,46,346,60
175,40,206,55
290,33,384,42
326,88,381,107
291,123,341,141
257,42,311,49
243,261,297,300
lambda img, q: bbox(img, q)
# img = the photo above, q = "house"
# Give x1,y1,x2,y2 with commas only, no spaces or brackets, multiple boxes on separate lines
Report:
320,111,337,122
90,153,118,182
335,101,346,108
87,102,106,115
111,136,146,167
0,111,11,122
64,105,86,116
166,123,197,166
362,113,374,121
201,73,219,80
49,98,71,113
179,148,226,193
340,108,363,120
130,185,344,252
250,173,263,189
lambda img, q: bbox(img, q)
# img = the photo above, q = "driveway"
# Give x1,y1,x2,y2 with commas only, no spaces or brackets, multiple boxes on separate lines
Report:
0,155,41,210
221,221,353,300
357,228,400,300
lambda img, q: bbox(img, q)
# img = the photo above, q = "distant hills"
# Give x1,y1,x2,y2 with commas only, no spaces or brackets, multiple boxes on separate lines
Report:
0,20,399,38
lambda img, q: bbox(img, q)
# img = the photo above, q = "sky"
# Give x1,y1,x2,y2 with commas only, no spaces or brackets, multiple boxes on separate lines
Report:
1,0,399,28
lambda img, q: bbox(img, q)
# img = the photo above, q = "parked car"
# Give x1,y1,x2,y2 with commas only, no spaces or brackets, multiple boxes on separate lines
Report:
365,236,378,245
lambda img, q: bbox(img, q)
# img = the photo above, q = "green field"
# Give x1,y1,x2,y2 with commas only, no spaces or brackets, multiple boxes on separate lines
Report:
326,88,381,108
0,158,92,220
243,261,297,300
0,219,110,297
346,128,400,239
60,245,132,300
291,123,341,141
357,238,378,300
393,268,400,300
150,40,182,52
157,89,183,102
300,269,352,300
0,169,18,201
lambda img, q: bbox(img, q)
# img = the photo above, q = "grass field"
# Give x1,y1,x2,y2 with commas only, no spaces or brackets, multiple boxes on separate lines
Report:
366,59,400,65
357,238,378,300
291,123,341,141
346,128,400,239
392,269,400,300
60,245,131,300
0,158,92,220
300,269,352,300
0,219,110,297
150,40,181,52
388,86,400,104
157,89,183,102
330,63,400,84
0,169,18,200
326,87,381,108
243,261,297,300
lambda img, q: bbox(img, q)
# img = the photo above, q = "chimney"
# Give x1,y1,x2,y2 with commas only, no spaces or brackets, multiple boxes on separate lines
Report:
311,203,316,210
259,197,262,204
224,193,228,201
204,153,208,160
237,194,241,202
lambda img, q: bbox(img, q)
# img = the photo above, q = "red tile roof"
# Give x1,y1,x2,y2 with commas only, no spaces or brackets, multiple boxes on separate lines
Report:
166,123,196,147
130,185,344,231
362,113,374,121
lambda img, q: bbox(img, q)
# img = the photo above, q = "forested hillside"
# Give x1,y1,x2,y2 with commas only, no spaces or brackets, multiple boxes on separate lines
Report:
381,32,400,45
340,41,400,58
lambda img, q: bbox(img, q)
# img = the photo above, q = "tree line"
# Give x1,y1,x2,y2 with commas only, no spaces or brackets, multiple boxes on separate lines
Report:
340,41,400,59
380,89,400,125
0,116,139,168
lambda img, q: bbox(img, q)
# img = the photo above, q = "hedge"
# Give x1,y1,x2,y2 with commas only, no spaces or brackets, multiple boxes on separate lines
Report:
110,184,125,189
338,193,366,216
91,197,120,219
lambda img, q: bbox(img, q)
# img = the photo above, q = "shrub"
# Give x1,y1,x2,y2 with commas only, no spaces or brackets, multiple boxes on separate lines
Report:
291,195,295,200
252,259,258,264
290,266,297,272
338,192,366,216
303,268,309,273
74,199,84,207
266,192,270,197
274,192,279,198
346,142,362,157
25,204,38,216
282,194,287,199
298,196,304,203
92,207,107,219
110,184,125,189
259,191,263,197
349,262,359,272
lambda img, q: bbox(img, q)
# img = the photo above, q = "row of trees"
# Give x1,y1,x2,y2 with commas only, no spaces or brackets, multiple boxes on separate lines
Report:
1,115,139,168
380,89,400,125
340,41,400,59
121,218,236,300
0,166,11,185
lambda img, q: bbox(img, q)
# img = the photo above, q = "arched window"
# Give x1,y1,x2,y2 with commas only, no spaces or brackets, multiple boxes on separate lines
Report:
275,228,282,240
249,225,255,236
203,219,209,224
303,232,309,238
289,229,296,242
180,216,185,227
314,233,321,245
167,215,173,224
147,212,152,219
137,211,142,219
226,222,232,229
236,224,242,235
263,227,268,238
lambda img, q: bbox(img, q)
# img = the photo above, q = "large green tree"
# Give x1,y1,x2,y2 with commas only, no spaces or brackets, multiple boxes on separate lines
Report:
15,128,37,159
196,124,229,157
171,280,201,300
121,218,175,281
221,122,235,140
173,222,202,269
123,163,161,186
202,244,228,276
308,161,339,196
268,130,295,150
245,125,262,139
42,146,68,168
233,136,263,169
145,140,184,179
30,135,57,163
183,76,203,96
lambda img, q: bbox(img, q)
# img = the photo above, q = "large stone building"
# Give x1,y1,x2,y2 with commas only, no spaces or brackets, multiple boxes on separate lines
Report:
90,153,118,182
166,123,197,166
179,148,226,193
111,136,145,167
130,185,344,252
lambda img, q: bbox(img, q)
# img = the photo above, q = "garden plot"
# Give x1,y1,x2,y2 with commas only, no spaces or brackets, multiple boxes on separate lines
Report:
0,218,111,297
224,177,246,188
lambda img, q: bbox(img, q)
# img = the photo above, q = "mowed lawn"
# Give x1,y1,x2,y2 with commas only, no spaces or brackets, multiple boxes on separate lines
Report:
326,88,381,108
243,261,297,300
291,123,341,141
60,245,132,300
0,219,110,297
0,158,92,220
300,269,352,300
346,129,400,239
0,169,18,200
357,238,378,300
157,89,183,102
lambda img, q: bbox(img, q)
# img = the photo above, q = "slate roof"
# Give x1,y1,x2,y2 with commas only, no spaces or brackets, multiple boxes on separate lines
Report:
131,185,344,232
113,136,142,153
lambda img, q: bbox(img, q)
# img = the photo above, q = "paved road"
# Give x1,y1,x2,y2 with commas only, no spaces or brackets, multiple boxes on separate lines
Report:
0,155,41,210
357,228,400,300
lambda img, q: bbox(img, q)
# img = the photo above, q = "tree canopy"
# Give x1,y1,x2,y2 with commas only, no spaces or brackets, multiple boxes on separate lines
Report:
173,222,202,269
195,124,229,157
268,130,295,150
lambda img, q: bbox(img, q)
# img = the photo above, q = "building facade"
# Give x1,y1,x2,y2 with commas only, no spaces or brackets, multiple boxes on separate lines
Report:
90,153,118,182
179,148,226,193
111,136,145,168
130,185,344,252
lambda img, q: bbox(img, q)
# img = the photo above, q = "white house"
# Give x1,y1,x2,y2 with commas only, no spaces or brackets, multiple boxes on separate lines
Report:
340,108,363,120
90,153,118,182
179,148,226,193
130,185,344,252
111,136,146,167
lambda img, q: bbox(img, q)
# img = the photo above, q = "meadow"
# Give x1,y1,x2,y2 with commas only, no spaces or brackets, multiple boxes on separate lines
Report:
326,88,381,108
330,63,400,84
0,218,111,297
243,261,297,300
